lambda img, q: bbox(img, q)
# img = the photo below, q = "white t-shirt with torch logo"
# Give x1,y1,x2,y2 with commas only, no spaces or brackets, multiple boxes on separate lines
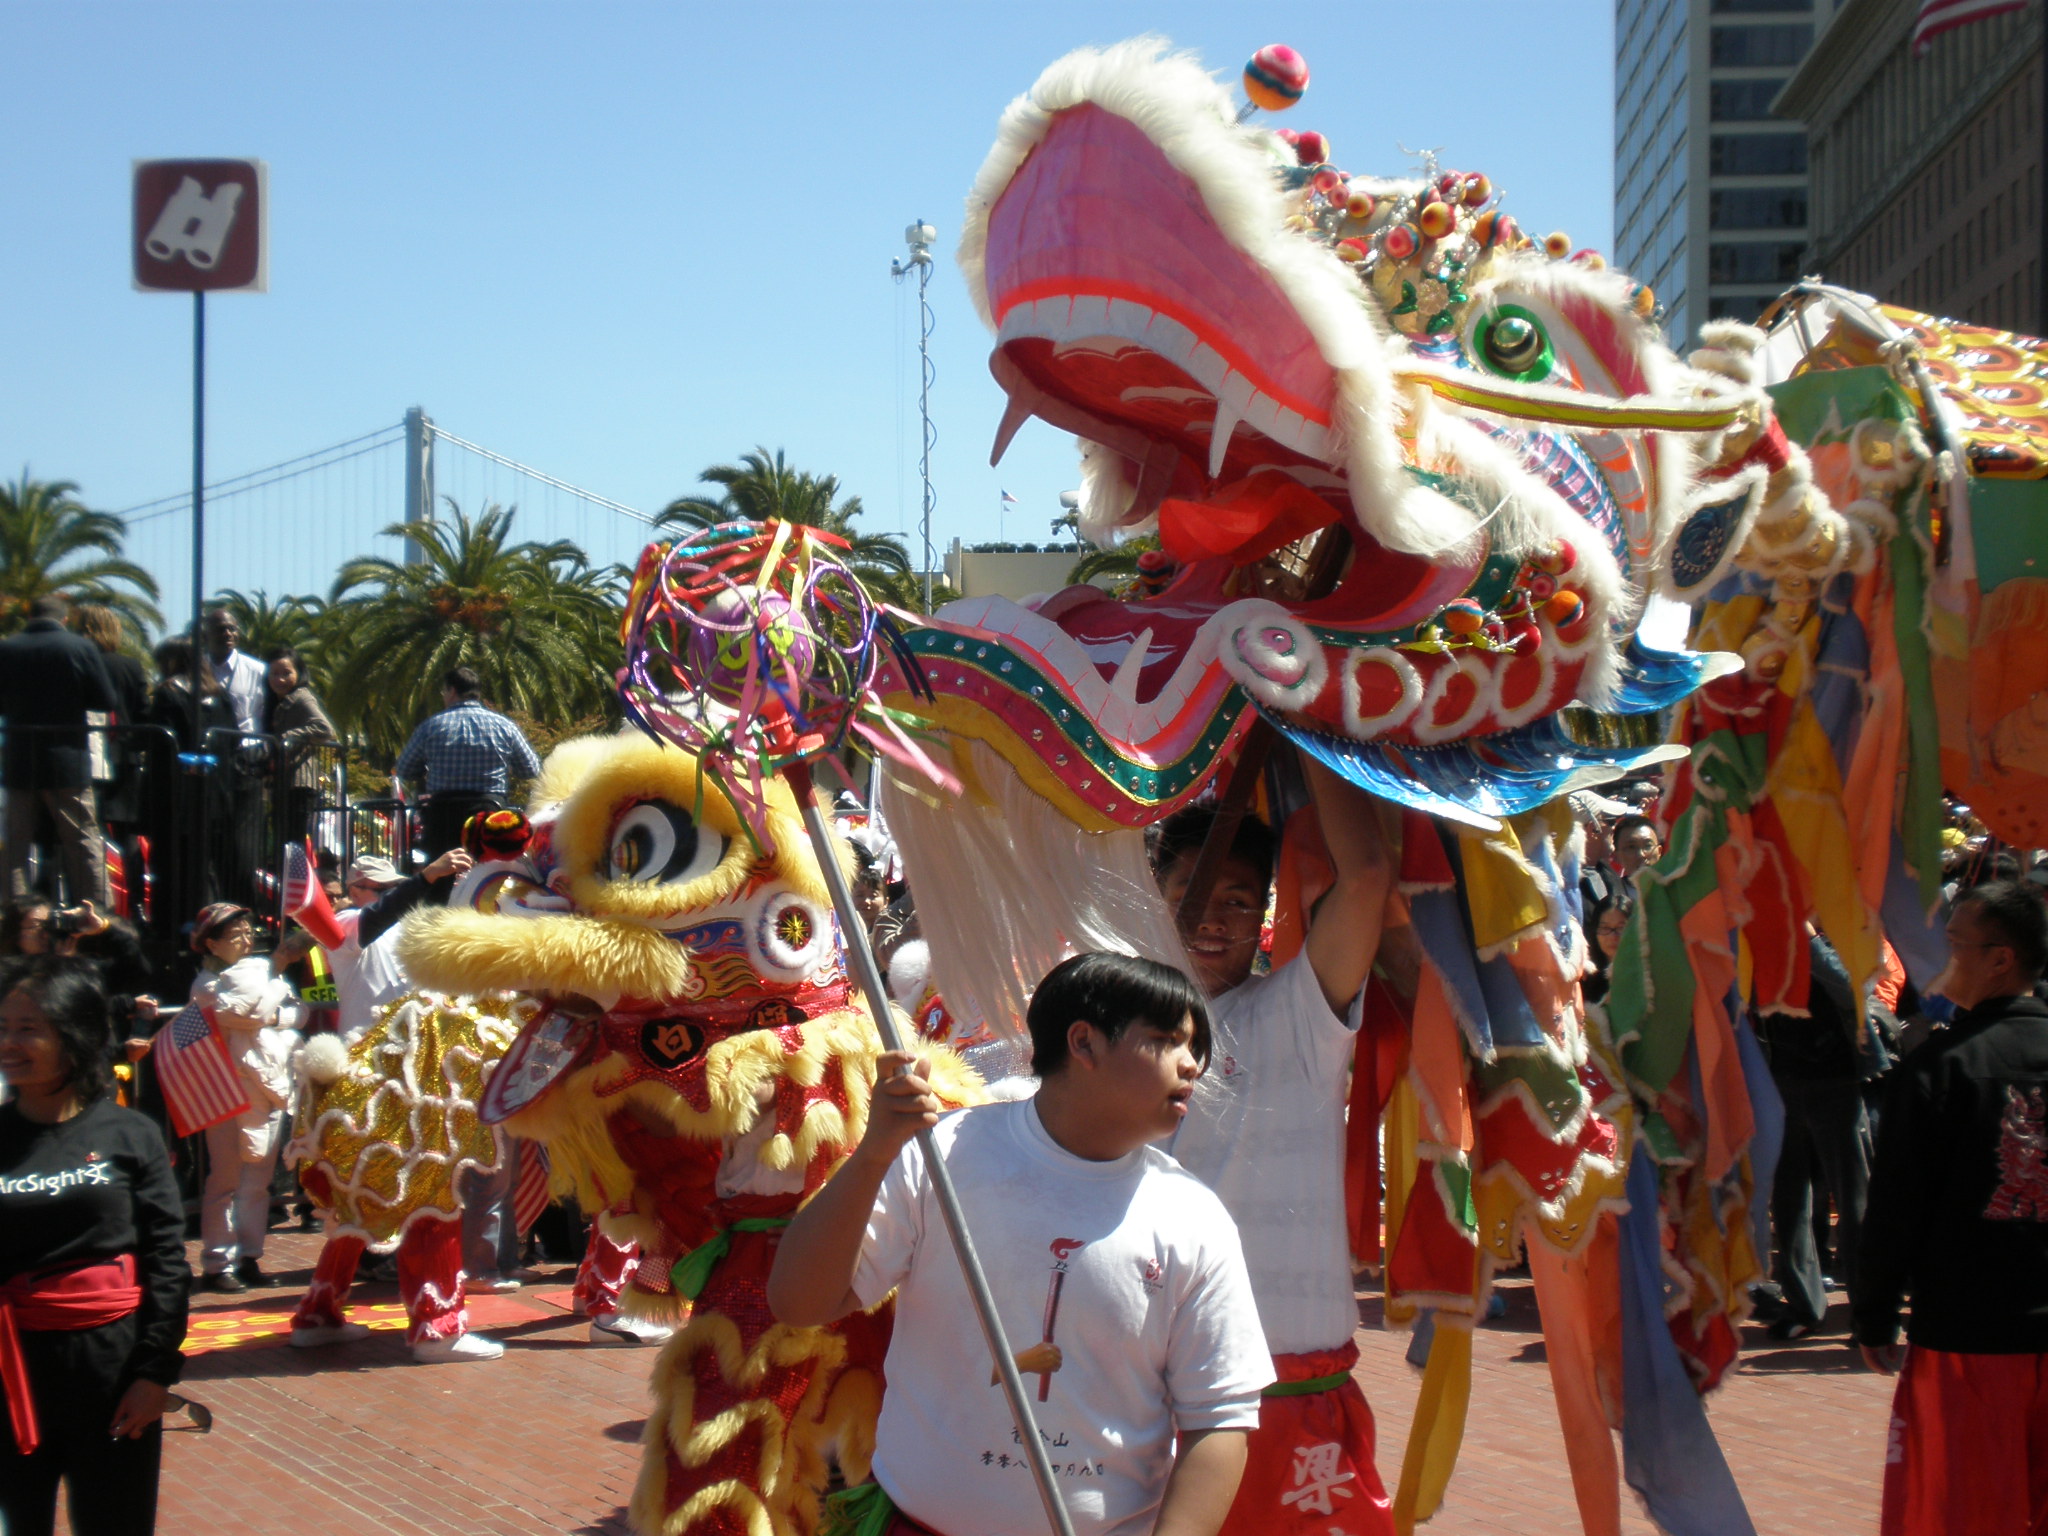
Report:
853,1099,1271,1536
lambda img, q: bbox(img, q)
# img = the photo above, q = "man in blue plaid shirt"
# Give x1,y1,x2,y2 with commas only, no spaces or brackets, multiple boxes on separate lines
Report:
393,665,541,857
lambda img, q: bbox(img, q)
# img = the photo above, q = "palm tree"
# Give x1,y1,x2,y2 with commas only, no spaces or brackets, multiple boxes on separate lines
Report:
214,588,326,671
0,474,163,639
1068,532,1160,596
657,447,922,609
325,500,624,755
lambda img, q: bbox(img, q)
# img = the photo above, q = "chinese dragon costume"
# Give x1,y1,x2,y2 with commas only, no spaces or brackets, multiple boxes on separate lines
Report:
862,38,1885,1536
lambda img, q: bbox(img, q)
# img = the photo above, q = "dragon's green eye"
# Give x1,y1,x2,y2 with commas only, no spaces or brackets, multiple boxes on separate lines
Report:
1475,305,1555,382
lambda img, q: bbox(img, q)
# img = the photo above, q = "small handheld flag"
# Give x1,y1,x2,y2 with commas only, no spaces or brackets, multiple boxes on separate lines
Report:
154,1002,251,1138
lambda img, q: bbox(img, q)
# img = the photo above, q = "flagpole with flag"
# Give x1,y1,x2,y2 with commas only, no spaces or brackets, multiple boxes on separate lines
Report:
999,487,1018,542
1910,0,2044,328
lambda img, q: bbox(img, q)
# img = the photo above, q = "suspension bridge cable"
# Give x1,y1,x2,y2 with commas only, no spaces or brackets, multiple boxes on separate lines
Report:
112,425,405,521
121,434,403,527
428,429,652,524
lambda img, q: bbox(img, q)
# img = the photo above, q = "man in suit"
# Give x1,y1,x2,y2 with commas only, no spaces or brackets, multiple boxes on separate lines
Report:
0,594,115,903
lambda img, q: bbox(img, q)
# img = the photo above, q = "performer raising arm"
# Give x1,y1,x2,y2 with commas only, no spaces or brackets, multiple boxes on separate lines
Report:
770,951,1272,1536
1154,757,1398,1536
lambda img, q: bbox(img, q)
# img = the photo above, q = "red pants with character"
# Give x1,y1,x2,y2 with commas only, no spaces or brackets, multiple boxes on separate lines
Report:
1882,1345,2048,1536
1217,1342,1394,1536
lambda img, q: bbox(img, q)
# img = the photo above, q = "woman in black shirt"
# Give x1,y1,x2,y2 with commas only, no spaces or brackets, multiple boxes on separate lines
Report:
0,956,188,1536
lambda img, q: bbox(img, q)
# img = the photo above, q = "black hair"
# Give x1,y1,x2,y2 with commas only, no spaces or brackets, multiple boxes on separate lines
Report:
1027,951,1211,1078
1150,805,1277,883
0,955,114,1103
265,644,306,672
442,664,481,699
27,594,67,622
1961,880,2048,981
0,899,51,957
1612,814,1659,845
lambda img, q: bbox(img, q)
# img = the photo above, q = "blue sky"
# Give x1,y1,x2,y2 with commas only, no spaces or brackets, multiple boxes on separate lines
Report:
3,2,1616,622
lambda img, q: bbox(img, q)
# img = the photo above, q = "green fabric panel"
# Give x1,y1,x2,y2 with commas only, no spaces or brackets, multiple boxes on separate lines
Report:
1438,1158,1478,1237
1890,495,1947,909
1965,476,2048,592
1641,1112,1684,1165
1766,366,1909,445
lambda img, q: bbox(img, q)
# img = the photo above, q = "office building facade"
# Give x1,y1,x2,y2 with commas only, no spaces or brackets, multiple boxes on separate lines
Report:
1776,0,2042,333
1616,0,1832,348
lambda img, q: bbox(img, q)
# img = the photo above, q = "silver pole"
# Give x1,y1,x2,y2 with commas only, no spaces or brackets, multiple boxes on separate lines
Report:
791,764,1078,1536
892,222,937,609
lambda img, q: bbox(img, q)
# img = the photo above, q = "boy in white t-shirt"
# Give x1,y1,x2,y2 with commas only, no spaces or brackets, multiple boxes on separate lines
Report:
769,951,1272,1536
1155,759,1396,1536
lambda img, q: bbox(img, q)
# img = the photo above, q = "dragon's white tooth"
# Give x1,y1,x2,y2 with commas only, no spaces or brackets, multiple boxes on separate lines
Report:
1208,400,1242,480
1109,628,1154,704
989,393,1034,467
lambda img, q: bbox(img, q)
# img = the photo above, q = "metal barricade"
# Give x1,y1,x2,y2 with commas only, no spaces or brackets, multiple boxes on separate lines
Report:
0,720,182,943
2,716,440,951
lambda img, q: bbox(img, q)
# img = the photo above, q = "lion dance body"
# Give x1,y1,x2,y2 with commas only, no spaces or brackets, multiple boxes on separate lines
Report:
306,732,975,1536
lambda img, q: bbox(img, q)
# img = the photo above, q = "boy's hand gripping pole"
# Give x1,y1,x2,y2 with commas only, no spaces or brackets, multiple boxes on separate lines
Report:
789,762,1079,1536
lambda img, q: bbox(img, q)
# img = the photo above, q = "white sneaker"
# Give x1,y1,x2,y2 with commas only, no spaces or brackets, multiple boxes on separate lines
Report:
589,1312,675,1347
289,1321,372,1348
470,1276,522,1294
411,1332,506,1364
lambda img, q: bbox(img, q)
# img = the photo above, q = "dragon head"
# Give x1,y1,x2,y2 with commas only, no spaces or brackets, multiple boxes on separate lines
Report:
879,40,1789,831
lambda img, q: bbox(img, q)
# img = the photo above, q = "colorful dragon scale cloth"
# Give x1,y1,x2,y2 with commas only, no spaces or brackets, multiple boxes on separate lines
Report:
393,731,981,1536
871,38,1863,830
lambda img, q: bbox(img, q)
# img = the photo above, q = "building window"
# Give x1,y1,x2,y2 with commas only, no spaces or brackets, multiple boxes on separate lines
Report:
1709,241,1806,282
1707,294,1769,322
1710,133,1809,174
1710,186,1809,228
1710,78,1791,119
1709,0,1809,9
1709,24,1814,65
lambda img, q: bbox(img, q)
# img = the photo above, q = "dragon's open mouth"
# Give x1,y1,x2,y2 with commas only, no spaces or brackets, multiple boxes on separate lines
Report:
982,101,1351,565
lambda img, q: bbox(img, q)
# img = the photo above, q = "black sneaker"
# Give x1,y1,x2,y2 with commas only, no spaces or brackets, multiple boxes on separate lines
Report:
201,1270,247,1295
234,1259,278,1289
1767,1316,1817,1341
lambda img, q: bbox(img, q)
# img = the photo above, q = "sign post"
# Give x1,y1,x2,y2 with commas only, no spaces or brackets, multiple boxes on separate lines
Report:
132,158,266,688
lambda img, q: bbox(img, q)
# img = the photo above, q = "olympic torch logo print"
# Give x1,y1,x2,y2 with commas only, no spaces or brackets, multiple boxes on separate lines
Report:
1024,1237,1085,1401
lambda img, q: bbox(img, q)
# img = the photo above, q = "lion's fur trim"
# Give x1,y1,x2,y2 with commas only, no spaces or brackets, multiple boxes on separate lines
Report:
398,908,693,1002
632,1310,882,1536
507,1007,983,1225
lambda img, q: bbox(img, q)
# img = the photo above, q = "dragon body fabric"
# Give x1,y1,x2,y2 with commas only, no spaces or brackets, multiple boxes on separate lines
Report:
863,40,1893,1536
391,732,979,1536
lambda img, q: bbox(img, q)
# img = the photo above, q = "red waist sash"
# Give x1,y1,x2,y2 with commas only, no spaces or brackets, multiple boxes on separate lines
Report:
1,1255,143,1455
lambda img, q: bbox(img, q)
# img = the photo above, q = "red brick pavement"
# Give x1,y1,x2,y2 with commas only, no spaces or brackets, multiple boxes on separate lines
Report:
92,1235,1888,1535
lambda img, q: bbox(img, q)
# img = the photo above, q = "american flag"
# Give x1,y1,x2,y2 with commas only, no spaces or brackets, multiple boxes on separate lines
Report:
281,839,316,915
513,1138,553,1236
154,1002,250,1138
1914,0,2031,53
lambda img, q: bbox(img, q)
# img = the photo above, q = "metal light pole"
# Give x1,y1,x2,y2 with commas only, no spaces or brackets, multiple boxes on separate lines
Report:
892,221,937,609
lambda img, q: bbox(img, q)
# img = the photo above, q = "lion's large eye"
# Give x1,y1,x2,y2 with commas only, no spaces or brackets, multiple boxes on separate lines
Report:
605,802,728,885
1475,304,1555,382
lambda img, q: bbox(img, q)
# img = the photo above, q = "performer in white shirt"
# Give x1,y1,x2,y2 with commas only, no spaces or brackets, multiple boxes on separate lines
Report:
1155,760,1397,1536
770,951,1272,1536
